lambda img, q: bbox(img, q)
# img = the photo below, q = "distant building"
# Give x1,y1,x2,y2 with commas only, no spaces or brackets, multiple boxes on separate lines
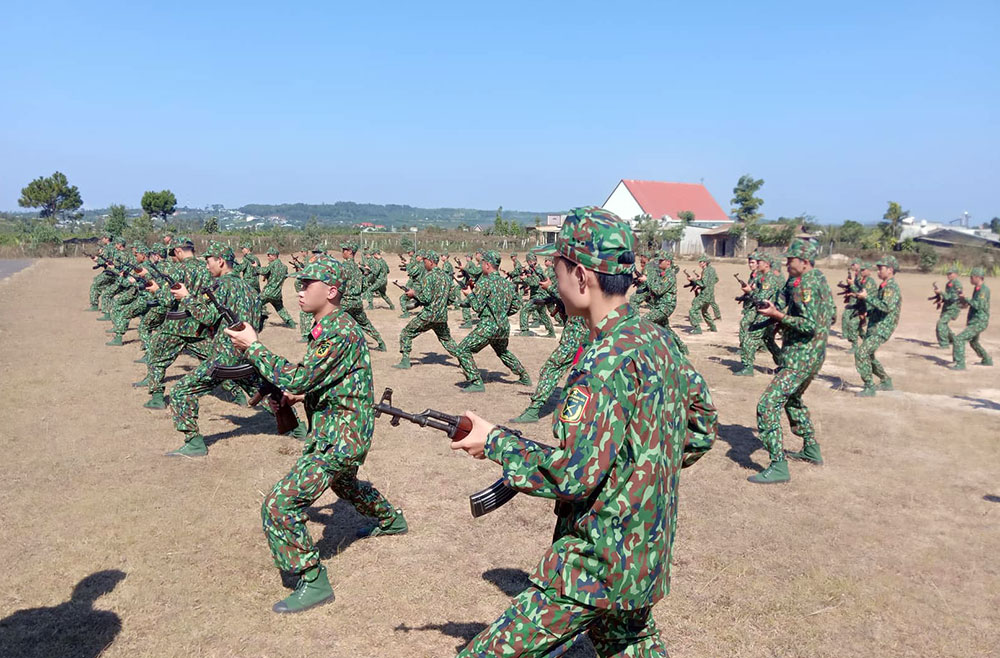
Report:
915,227,1000,250
546,214,567,227
602,179,729,225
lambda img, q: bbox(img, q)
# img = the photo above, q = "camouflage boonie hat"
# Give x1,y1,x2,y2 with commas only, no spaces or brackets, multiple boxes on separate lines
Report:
204,241,235,262
850,257,863,267
525,252,537,262
482,250,501,267
970,266,985,277
769,255,783,269
784,238,817,262
423,250,439,263
535,206,634,275
114,235,127,245
860,261,873,271
266,247,279,255
946,265,959,275
876,254,898,271
372,248,381,255
697,254,710,263
749,251,761,261
296,259,347,288
240,241,253,250
153,245,168,258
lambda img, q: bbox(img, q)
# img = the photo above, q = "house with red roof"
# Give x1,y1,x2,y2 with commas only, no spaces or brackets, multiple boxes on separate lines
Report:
602,180,730,224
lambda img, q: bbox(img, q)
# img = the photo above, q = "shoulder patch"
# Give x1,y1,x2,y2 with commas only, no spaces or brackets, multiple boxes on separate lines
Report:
559,387,591,424
314,340,333,359
802,287,812,303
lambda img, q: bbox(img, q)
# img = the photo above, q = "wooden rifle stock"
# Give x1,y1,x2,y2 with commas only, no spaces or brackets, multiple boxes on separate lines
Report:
209,363,299,435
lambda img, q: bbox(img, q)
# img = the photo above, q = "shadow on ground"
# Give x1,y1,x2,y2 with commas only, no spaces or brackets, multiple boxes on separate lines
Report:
984,495,1000,503
717,423,764,471
907,351,952,367
0,569,125,658
954,396,1000,412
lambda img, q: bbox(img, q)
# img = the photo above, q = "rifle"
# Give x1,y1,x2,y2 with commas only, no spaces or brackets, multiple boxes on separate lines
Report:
201,285,298,435
372,388,518,517
145,260,191,320
682,270,702,294
733,273,752,303
836,281,854,305
289,254,305,272
531,294,566,320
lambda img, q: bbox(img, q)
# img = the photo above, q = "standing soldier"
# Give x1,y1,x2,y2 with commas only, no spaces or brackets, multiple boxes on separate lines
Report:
340,241,387,352
735,255,783,375
935,266,964,348
449,206,717,656
644,252,688,355
736,252,760,357
840,258,867,352
510,307,588,423
224,259,407,614
399,249,426,318
687,255,719,333
457,253,483,328
261,247,297,328
88,233,114,311
631,253,652,308
950,267,992,370
393,250,462,369
362,249,395,310
517,252,556,338
455,250,532,393
750,239,835,483
852,255,901,396
235,242,262,292
106,245,153,346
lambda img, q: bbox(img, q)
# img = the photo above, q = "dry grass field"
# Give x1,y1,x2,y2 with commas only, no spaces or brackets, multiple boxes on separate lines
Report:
1,257,998,658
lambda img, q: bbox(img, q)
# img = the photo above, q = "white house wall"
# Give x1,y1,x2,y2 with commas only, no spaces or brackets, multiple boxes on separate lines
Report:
602,181,645,224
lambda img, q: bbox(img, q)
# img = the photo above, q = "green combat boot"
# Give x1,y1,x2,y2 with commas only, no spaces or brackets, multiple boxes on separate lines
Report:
166,434,208,457
134,355,147,364
982,357,994,366
287,424,307,441
459,321,474,329
689,327,703,335
392,355,411,369
230,389,248,406
273,565,334,614
876,378,893,391
516,330,534,338
356,509,408,539
511,406,541,424
786,443,823,465
949,364,966,371
543,331,556,338
97,314,112,322
374,341,387,352
144,392,167,409
855,385,876,397
517,373,532,386
284,319,297,329
132,377,149,388
461,381,485,393
747,459,790,484
105,335,124,346
88,304,99,311
734,366,754,377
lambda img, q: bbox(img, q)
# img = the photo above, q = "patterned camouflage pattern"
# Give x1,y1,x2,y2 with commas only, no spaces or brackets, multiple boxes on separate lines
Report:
951,282,991,368
527,315,589,409
854,277,901,387
936,277,963,347
456,271,529,385
234,250,262,292
518,263,554,335
535,206,635,275
687,263,718,331
260,257,295,324
740,268,783,369
842,272,875,347
362,256,394,309
644,262,687,354
246,309,397,573
757,267,835,461
399,266,461,359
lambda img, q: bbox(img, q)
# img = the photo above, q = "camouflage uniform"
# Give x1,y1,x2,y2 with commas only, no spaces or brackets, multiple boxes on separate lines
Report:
459,257,483,325
168,244,266,446
234,243,262,292
362,252,394,310
854,256,901,392
936,272,963,348
687,258,719,331
400,255,426,316
951,269,992,369
518,259,554,336
644,258,688,354
753,246,835,479
630,258,653,307
455,258,530,387
88,237,116,307
249,261,399,575
398,252,461,361
739,264,783,371
736,261,760,351
340,242,386,351
525,315,588,412
459,207,717,657
260,250,296,326
841,264,873,349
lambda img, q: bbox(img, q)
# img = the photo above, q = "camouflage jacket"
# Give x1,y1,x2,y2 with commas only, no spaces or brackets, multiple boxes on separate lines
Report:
468,271,516,336
414,267,452,324
260,258,288,300
484,303,717,610
775,267,835,372
846,274,875,312
866,277,902,336
158,258,214,338
749,270,783,323
235,254,261,283
647,265,677,311
246,309,374,461
340,259,365,310
941,278,963,307
186,271,263,363
965,283,990,329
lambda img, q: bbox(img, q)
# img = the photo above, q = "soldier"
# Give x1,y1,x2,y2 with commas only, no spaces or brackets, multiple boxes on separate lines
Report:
233,242,262,292
735,254,783,375
393,250,462,369
455,250,532,393
224,258,407,614
106,245,153,346
340,241,387,352
295,246,327,342
736,252,761,358
749,239,835,483
165,242,299,456
840,258,866,352
399,249,426,319
644,252,688,355
630,253,652,308
687,255,719,333
517,252,555,338
134,246,172,371
98,236,131,318
852,255,901,396
87,233,115,310
950,267,992,370
362,248,395,310
260,247,297,328
510,307,588,423
450,206,717,656
457,252,483,327
935,266,964,348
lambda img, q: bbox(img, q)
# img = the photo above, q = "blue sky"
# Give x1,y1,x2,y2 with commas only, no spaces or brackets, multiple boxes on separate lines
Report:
2,1,997,224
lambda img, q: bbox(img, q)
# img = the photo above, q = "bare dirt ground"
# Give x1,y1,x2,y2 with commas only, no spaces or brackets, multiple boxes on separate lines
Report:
1,257,998,658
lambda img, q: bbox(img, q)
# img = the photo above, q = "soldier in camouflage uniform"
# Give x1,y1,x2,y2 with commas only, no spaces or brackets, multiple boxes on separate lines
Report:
260,247,296,327
134,246,172,369
510,311,588,423
165,242,287,456
749,239,835,483
736,253,760,358
687,254,719,333
225,258,407,614
340,241,386,351
399,249,427,318
517,253,556,337
455,251,532,393
735,255,784,375
852,255,901,396
643,252,689,355
950,267,992,370
87,233,115,310
98,236,132,318
935,266,964,348
362,249,395,310
106,245,154,346
234,242,262,292
840,258,868,352
630,253,652,308
451,207,717,657
457,252,483,327
393,250,461,369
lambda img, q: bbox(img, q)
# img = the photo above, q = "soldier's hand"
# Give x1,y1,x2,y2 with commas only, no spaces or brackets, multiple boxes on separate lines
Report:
450,410,494,460
147,280,160,292
741,284,751,293
171,283,189,300
224,324,259,351
855,290,867,299
405,289,416,298
757,301,782,319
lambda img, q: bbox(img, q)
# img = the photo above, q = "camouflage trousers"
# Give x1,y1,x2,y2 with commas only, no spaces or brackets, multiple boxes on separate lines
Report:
854,327,892,386
344,305,385,348
951,321,990,368
740,320,781,370
631,288,649,308
457,585,667,658
456,325,528,385
112,295,148,337
364,280,395,309
644,306,688,355
169,359,259,437
262,295,295,324
757,367,818,462
520,299,554,334
89,273,113,306
529,329,585,408
400,317,460,359
138,310,166,349
687,293,717,331
261,448,397,574
936,305,961,347
100,284,124,313
146,333,236,397
841,306,864,346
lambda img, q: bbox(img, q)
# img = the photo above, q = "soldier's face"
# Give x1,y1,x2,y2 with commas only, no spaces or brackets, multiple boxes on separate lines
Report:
947,272,957,281
554,257,587,316
757,261,770,273
786,257,807,277
971,275,984,286
877,265,892,280
241,247,251,255
206,256,225,276
748,259,757,269
423,258,435,271
850,263,860,274
267,254,277,262
299,280,335,313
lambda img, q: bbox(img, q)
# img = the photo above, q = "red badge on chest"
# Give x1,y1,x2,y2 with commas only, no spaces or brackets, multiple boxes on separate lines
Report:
310,323,322,340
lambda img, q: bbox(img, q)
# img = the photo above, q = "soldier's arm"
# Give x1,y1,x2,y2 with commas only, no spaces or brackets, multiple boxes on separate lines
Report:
483,371,623,501
246,331,360,395
969,288,990,313
864,284,897,313
681,363,718,457
777,282,823,335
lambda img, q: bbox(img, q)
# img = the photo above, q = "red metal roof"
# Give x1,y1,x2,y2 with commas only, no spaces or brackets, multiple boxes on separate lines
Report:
617,180,729,222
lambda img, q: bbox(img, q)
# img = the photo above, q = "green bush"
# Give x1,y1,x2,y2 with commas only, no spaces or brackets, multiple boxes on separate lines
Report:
916,243,938,272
